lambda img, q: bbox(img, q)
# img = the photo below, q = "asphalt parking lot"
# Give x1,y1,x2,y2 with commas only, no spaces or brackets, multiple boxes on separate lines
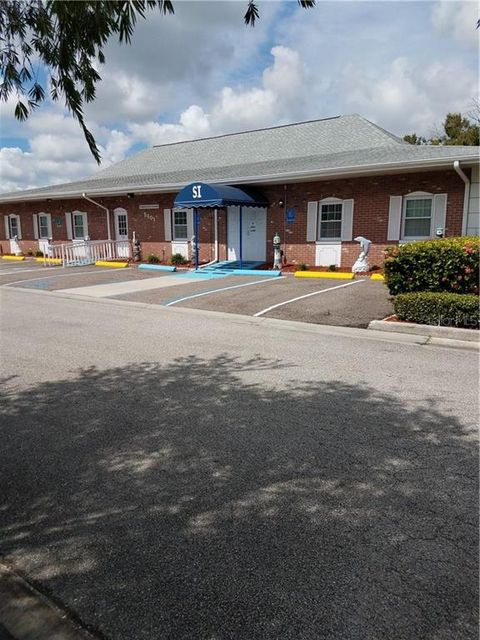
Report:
1,287,478,640
0,261,393,327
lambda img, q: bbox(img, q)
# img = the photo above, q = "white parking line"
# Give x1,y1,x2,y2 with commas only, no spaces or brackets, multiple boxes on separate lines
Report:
0,268,56,276
253,280,364,317
2,269,120,288
165,276,285,307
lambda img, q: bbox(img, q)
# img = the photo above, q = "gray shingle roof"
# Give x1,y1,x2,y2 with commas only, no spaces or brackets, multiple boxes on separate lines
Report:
1,115,478,202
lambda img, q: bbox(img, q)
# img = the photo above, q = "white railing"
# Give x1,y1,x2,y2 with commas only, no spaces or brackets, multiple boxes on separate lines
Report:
42,239,132,267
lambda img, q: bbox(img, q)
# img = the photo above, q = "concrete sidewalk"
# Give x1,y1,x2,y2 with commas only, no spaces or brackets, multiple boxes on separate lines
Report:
0,564,96,640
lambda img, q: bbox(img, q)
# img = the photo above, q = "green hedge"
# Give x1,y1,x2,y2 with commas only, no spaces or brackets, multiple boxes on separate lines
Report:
384,236,479,295
393,292,479,328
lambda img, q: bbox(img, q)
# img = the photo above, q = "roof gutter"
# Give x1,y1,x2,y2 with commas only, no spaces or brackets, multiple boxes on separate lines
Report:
1,154,479,204
453,161,471,235
82,192,111,240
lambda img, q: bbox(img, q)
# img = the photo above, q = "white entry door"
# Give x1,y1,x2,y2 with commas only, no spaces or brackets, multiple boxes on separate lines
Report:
227,206,267,262
114,209,130,258
37,213,52,255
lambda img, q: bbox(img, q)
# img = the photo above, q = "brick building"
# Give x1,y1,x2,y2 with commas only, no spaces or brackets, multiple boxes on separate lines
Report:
1,115,478,268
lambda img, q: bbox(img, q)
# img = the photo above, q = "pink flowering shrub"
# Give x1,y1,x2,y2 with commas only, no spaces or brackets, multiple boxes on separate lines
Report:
384,236,479,295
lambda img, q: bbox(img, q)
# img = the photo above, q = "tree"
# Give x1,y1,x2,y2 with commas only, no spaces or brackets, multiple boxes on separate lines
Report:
0,0,315,163
403,112,479,147
402,133,427,146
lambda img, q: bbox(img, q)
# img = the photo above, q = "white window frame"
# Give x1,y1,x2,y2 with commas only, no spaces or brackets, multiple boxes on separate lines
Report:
8,214,20,238
317,197,343,242
37,213,51,239
72,211,88,240
401,192,433,241
173,209,188,241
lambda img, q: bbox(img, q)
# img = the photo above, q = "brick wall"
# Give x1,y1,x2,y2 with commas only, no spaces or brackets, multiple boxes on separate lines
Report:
0,169,467,267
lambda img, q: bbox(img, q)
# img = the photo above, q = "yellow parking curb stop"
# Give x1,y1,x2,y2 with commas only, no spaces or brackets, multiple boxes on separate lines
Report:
35,257,62,264
2,255,25,261
95,260,129,268
370,273,385,281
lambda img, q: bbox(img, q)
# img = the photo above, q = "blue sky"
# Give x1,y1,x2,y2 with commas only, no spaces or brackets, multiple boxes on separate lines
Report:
0,0,478,192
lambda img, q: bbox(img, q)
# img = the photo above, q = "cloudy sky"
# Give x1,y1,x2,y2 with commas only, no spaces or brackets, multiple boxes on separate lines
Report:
0,0,478,193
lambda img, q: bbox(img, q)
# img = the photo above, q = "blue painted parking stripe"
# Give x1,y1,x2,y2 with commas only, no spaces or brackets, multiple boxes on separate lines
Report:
164,276,285,307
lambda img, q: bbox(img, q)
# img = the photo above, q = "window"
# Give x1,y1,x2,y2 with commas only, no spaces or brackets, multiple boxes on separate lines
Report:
174,210,188,240
117,214,127,237
403,197,432,238
8,216,19,238
38,214,50,238
318,202,342,240
73,213,86,239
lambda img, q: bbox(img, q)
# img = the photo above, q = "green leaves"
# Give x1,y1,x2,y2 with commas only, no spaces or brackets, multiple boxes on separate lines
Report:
245,0,314,26
14,100,28,120
384,236,480,296
404,111,479,146
393,292,479,328
1,0,314,163
0,0,177,164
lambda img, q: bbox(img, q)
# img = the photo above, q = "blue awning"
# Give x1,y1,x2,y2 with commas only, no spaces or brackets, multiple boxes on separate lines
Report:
174,182,268,209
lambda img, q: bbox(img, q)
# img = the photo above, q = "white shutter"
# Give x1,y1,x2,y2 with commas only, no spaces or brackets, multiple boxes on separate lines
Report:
164,209,172,241
83,213,89,239
306,201,318,242
65,212,73,240
33,214,39,239
187,209,194,239
16,215,22,239
4,215,10,239
46,213,53,238
387,196,403,241
432,193,447,236
341,199,354,241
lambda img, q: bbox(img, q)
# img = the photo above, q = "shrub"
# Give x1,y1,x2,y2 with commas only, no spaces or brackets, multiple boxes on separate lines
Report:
297,262,308,271
393,292,479,328
35,250,44,257
383,236,479,296
170,253,186,265
328,264,337,272
27,249,34,256
146,253,160,264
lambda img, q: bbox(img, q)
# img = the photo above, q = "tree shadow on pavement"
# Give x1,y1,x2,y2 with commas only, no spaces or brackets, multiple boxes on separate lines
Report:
0,356,478,640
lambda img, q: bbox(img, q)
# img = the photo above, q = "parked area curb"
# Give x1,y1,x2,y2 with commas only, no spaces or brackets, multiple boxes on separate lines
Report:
370,273,385,281
35,257,62,265
294,271,355,280
0,563,96,640
138,264,177,272
231,269,281,277
1,256,25,261
368,319,479,343
94,261,129,268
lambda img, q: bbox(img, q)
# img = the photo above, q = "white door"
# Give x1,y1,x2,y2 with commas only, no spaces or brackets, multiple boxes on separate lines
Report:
6,215,22,255
114,209,130,258
37,213,52,255
71,212,88,259
227,206,266,262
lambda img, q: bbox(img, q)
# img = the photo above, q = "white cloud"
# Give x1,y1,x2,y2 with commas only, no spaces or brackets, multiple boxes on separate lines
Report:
339,56,477,136
1,1,477,193
84,1,282,125
432,0,479,47
0,108,136,192
129,104,210,145
130,45,306,144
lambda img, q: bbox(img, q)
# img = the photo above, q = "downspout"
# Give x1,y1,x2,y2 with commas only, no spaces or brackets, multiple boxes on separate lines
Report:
453,161,470,236
82,192,111,240
214,207,218,262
